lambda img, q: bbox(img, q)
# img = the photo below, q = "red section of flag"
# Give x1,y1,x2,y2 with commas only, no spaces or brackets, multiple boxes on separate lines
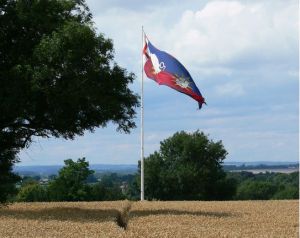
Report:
144,59,205,105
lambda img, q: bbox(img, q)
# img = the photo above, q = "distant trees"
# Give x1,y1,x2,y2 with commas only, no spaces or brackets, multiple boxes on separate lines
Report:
8,137,299,202
88,183,124,201
136,131,237,200
11,159,299,202
229,171,299,200
86,173,125,201
236,181,277,200
272,186,298,199
48,158,93,201
17,182,48,202
15,158,125,202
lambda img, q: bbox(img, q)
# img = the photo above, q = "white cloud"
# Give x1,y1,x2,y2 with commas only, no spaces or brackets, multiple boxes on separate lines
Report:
288,70,299,78
89,0,298,78
215,82,245,97
166,1,298,70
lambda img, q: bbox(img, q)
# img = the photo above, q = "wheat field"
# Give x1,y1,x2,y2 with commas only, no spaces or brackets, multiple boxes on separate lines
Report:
0,200,298,238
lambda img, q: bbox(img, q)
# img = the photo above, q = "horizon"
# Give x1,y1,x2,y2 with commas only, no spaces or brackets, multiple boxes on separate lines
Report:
18,0,299,166
15,160,299,167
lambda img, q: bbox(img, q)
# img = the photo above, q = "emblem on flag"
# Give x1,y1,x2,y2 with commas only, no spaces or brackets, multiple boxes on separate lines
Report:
143,35,206,109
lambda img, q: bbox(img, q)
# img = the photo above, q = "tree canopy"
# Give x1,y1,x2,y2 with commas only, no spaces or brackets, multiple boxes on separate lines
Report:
48,158,94,201
0,0,139,202
139,131,236,200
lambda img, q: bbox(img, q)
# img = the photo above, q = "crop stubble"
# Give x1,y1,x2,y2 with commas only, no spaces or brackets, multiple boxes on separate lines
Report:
0,200,298,238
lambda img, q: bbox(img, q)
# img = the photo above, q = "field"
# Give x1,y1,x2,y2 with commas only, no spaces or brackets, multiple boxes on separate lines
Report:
231,168,299,174
0,200,298,238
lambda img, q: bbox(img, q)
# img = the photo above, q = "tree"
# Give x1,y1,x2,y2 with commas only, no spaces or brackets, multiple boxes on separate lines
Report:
0,0,139,203
272,186,298,199
16,182,48,202
48,158,94,201
139,131,236,200
236,181,277,200
87,182,124,201
88,182,106,201
0,150,20,204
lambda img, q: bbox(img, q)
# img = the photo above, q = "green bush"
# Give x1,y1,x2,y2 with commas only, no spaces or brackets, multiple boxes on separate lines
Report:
272,186,299,199
17,183,48,202
236,181,277,200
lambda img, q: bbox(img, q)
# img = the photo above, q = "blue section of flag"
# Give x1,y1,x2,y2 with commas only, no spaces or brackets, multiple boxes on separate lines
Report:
144,37,206,109
147,41,202,96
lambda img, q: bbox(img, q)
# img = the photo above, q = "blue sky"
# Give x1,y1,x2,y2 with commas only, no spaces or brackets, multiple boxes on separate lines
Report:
19,0,299,165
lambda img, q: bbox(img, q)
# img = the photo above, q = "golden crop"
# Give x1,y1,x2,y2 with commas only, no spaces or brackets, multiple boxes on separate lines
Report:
0,201,127,238
0,200,298,238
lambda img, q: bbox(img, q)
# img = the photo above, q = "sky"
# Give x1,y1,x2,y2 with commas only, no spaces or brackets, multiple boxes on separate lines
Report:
19,0,299,165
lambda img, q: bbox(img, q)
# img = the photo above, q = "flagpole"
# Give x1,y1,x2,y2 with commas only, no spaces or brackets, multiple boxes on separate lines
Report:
140,26,145,201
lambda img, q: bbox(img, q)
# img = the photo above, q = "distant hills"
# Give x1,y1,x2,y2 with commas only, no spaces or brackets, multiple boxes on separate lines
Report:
223,161,299,173
223,161,299,166
14,164,138,176
14,161,299,176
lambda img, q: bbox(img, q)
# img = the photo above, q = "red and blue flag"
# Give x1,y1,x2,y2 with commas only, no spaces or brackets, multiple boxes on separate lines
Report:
143,36,206,109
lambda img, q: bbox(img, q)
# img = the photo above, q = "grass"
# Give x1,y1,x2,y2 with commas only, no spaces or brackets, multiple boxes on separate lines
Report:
0,200,298,237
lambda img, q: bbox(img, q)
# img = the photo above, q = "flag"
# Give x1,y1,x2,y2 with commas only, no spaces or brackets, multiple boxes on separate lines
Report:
143,35,206,109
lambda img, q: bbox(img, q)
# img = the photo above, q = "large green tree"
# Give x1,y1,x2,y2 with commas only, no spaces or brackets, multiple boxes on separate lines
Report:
0,0,139,203
140,131,236,200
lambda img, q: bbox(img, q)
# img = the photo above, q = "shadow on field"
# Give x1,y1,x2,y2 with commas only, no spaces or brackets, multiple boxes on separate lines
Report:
0,206,234,225
130,209,233,218
0,207,119,223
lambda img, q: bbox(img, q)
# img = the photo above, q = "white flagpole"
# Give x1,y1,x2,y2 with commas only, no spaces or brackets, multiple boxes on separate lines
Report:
140,26,145,201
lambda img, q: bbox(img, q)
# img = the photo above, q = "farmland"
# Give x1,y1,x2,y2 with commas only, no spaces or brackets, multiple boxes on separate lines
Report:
0,200,298,238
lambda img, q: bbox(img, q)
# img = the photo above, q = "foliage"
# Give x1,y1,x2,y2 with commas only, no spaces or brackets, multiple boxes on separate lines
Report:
0,150,20,204
87,181,124,201
136,130,235,200
45,159,125,201
272,186,298,199
19,176,41,187
0,0,139,203
101,186,124,201
236,181,277,200
14,158,129,202
229,171,299,200
17,182,48,202
125,174,140,200
13,156,299,202
48,158,94,201
87,182,106,201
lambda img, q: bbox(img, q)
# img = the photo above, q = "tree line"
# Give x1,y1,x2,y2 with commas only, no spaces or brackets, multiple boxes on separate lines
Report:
228,171,299,200
13,163,299,202
9,131,299,202
15,158,125,202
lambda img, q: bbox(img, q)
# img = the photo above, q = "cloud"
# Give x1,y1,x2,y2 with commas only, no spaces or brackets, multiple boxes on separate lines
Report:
88,0,298,79
166,1,298,71
215,82,245,97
